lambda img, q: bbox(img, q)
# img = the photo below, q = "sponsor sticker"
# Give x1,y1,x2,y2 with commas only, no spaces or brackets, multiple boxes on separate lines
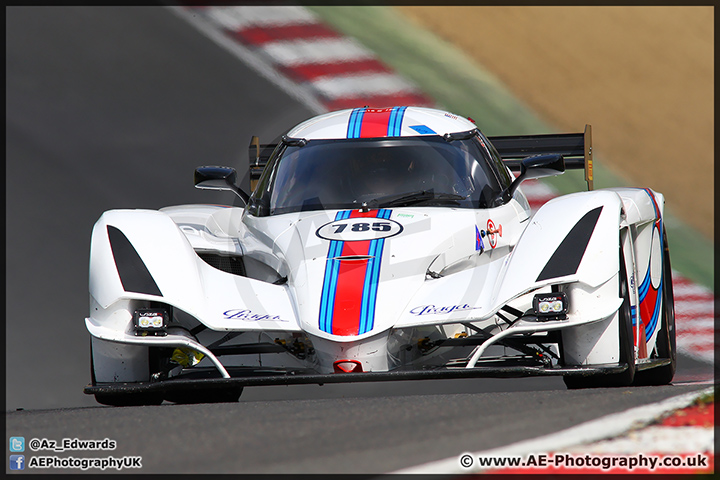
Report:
223,309,289,322
410,304,479,316
409,125,437,135
475,225,485,252
316,218,403,242
486,219,502,248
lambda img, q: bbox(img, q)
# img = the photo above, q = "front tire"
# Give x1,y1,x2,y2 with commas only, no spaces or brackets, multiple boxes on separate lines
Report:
94,392,164,407
164,388,243,404
90,340,164,407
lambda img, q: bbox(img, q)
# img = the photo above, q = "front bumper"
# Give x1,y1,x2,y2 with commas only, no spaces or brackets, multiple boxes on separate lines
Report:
84,362,631,397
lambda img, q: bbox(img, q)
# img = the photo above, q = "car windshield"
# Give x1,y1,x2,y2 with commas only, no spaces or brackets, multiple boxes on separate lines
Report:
249,134,511,216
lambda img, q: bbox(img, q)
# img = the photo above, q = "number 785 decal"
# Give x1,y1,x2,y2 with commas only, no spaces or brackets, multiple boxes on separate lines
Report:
317,218,404,241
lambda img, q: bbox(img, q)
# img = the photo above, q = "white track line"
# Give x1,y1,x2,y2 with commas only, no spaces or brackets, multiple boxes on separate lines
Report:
676,318,716,330
260,38,375,66
168,6,326,115
567,425,714,454
392,386,714,474
312,73,419,99
203,5,318,30
180,5,426,111
675,302,715,316
673,283,713,297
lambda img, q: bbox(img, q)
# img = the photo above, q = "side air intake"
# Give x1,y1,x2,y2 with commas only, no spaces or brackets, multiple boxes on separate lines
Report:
197,252,247,277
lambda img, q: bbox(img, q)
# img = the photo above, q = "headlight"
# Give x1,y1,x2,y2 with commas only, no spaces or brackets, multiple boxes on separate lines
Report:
532,292,568,320
133,308,169,336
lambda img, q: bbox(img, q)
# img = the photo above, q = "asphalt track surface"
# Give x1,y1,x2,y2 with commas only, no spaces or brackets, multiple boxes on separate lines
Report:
5,6,714,474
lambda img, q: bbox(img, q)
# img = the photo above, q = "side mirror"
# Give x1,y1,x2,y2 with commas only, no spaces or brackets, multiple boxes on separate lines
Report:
194,166,249,204
508,154,565,197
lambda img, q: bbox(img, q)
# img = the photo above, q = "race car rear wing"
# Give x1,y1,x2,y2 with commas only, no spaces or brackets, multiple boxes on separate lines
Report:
248,125,594,190
489,124,594,190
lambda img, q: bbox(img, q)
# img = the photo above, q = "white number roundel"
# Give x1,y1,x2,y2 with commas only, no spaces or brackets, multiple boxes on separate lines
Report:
316,218,403,241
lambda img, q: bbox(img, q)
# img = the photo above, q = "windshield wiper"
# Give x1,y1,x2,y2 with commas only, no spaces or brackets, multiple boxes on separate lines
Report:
366,190,466,209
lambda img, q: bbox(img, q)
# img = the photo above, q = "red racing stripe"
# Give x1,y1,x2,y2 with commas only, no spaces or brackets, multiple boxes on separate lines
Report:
331,242,371,336
331,210,378,336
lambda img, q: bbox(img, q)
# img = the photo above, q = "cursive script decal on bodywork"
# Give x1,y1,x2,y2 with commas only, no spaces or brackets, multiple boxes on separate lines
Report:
409,304,480,316
223,309,289,322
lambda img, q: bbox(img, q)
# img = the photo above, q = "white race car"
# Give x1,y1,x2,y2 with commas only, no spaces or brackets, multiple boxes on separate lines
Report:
85,107,676,405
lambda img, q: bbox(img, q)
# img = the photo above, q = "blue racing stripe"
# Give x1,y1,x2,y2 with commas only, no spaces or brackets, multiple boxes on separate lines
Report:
645,279,662,339
319,241,342,332
387,106,407,137
387,107,399,137
347,108,366,139
347,109,359,139
362,208,392,333
638,269,651,300
358,240,378,335
643,188,661,219
356,209,392,335
364,238,385,333
319,210,352,333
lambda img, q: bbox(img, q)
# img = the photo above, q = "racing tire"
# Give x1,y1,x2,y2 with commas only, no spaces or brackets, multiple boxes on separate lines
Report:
164,388,243,404
94,392,164,407
563,246,636,389
90,341,164,407
632,227,676,386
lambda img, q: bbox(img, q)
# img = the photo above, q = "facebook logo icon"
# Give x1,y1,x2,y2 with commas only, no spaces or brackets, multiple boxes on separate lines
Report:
9,455,25,470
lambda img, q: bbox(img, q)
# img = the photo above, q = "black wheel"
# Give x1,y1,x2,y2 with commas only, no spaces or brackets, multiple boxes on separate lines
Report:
633,227,676,386
164,388,243,404
564,245,636,389
94,392,164,407
90,341,164,406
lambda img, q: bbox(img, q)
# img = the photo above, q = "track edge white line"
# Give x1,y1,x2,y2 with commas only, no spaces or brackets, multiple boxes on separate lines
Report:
167,5,327,116
389,385,715,474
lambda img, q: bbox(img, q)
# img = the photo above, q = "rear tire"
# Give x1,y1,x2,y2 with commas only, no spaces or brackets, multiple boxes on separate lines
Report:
564,245,636,389
633,227,676,386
